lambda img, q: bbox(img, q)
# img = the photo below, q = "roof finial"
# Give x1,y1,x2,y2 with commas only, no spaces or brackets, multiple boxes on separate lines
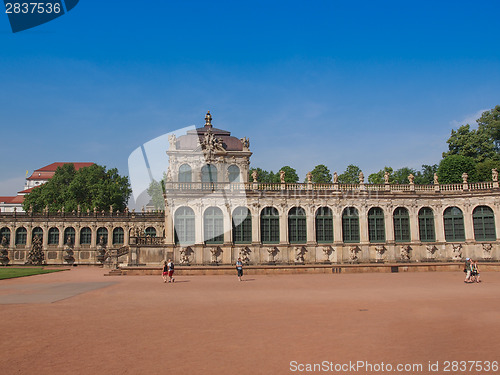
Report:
205,110,212,127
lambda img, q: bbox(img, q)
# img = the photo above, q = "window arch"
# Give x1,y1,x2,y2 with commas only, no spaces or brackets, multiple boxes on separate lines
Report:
201,164,217,183
0,227,11,245
15,227,27,245
48,227,59,245
204,207,224,244
368,207,385,243
32,227,43,242
178,164,192,183
473,206,496,241
145,227,157,237
113,227,124,245
97,227,108,244
80,227,92,245
174,206,195,245
316,207,333,243
342,207,359,243
443,207,465,241
232,206,251,244
418,207,435,242
394,207,410,242
261,206,279,244
288,207,306,244
228,165,240,183
64,227,75,245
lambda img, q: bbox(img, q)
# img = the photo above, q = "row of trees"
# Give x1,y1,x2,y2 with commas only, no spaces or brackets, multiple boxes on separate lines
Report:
250,105,500,184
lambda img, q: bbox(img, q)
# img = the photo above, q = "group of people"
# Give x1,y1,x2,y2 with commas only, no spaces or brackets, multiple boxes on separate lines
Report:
464,257,481,283
161,257,245,283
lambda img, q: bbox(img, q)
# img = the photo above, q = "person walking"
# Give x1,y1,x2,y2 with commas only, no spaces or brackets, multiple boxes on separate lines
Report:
464,258,472,283
236,257,243,281
162,260,168,283
167,258,175,283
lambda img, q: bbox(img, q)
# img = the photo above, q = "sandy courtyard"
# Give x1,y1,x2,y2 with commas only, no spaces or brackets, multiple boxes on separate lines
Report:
1,267,499,375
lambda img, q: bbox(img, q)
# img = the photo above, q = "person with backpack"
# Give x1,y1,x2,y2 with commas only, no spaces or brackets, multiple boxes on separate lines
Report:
464,258,472,283
167,259,175,283
236,257,243,281
162,260,168,283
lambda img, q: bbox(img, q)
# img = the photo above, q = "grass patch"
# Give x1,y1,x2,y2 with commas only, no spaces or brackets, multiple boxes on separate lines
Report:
0,268,67,280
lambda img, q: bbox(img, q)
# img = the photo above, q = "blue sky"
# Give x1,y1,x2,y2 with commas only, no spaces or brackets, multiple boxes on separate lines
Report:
1,0,499,200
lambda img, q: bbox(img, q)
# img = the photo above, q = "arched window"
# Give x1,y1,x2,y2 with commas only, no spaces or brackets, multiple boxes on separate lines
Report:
32,227,43,242
97,227,108,244
174,206,195,245
368,207,385,243
201,164,217,183
80,227,92,245
0,227,11,244
261,207,279,244
204,207,224,244
48,227,59,245
418,207,435,242
394,207,410,242
113,227,124,245
145,227,157,237
342,207,359,243
64,227,75,245
473,206,496,241
15,227,27,245
288,207,306,244
443,207,465,242
316,207,333,243
178,164,192,183
228,165,240,183
232,206,252,243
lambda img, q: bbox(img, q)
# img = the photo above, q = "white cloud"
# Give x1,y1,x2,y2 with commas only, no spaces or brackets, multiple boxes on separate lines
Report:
450,108,488,128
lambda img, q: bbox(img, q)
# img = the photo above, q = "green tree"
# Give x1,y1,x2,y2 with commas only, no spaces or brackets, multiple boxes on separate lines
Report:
338,165,362,184
23,164,132,213
475,159,500,182
147,177,166,210
279,166,299,183
437,155,477,184
443,124,496,162
368,166,393,184
249,168,276,183
477,105,500,150
414,164,438,185
392,167,417,184
306,164,332,183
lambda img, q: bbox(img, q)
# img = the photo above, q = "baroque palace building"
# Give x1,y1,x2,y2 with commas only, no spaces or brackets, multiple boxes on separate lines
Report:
1,112,499,266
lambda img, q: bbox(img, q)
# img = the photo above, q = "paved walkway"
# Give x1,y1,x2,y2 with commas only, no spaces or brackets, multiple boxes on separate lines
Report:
1,268,499,375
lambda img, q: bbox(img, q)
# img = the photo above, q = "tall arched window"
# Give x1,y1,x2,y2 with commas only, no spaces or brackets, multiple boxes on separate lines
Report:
174,206,195,245
0,227,11,245
64,227,75,245
443,207,465,241
232,206,251,244
473,206,496,241
418,207,435,242
394,207,410,242
261,207,279,244
316,207,333,243
201,164,218,183
97,227,108,244
15,227,27,245
178,164,192,183
368,207,385,243
32,227,43,242
288,207,306,244
145,227,157,237
48,227,59,245
204,207,224,244
342,207,359,243
228,165,240,183
80,227,92,245
113,227,124,245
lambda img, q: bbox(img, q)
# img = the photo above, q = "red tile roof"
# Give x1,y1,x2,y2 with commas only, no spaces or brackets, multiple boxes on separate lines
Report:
0,195,24,204
27,162,94,180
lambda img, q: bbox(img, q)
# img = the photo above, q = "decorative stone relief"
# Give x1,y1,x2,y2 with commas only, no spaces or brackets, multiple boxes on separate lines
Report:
322,246,334,262
267,247,279,263
482,243,493,260
349,246,361,262
426,245,438,260
180,246,193,264
400,245,411,261
451,244,463,261
210,247,222,264
294,246,307,263
375,245,386,261
238,247,251,264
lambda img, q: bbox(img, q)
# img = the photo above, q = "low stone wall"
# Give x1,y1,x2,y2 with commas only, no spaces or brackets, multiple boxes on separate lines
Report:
118,262,500,276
